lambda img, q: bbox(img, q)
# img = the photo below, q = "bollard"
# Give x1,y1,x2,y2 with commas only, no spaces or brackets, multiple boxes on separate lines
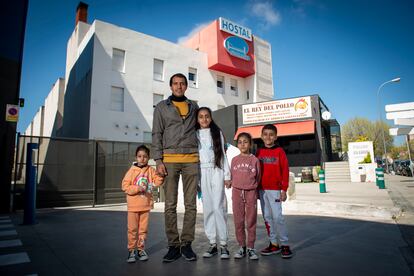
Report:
375,168,380,187
376,167,386,189
24,143,38,225
319,169,326,193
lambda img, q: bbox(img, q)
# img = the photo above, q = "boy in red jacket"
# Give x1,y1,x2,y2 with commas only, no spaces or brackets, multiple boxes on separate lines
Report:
256,124,293,258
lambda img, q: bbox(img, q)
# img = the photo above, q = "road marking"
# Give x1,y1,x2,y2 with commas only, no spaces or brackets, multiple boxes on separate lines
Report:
0,224,13,229
0,230,17,237
0,252,30,266
0,239,22,248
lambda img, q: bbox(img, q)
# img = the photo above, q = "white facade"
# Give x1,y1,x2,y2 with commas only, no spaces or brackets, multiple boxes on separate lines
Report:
43,78,65,137
26,18,275,142
24,78,65,138
31,106,44,137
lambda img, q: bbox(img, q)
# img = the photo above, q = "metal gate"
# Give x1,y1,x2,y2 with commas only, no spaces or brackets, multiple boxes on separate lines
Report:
12,134,162,209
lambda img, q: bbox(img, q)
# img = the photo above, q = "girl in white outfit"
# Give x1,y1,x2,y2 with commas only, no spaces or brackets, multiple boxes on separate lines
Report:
196,107,231,259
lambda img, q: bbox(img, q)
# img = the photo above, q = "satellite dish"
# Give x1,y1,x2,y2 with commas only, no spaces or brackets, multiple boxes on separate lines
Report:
322,111,331,120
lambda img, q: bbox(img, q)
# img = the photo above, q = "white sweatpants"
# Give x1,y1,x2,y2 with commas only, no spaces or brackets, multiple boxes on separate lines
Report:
200,166,228,245
259,190,289,245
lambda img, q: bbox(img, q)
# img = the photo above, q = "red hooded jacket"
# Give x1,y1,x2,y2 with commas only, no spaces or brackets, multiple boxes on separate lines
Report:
256,145,289,191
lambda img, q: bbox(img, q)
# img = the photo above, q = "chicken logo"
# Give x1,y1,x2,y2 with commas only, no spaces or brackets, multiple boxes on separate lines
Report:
294,98,308,114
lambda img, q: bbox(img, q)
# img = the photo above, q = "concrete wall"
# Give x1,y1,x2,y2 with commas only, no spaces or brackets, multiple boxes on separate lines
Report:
61,35,94,139
32,106,44,137
254,36,274,101
43,78,65,137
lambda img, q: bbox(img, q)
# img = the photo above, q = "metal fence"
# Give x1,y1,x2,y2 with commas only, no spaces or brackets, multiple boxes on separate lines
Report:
12,135,162,209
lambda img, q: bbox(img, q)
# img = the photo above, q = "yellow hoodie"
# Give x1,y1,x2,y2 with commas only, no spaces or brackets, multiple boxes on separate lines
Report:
121,164,164,212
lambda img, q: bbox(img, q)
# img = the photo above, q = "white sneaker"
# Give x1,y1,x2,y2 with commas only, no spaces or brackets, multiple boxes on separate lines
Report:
137,249,149,261
220,245,230,259
247,248,259,260
203,244,218,258
126,250,136,263
234,247,246,259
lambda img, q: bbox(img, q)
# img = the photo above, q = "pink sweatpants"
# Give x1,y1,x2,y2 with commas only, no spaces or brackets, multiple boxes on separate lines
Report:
232,187,257,248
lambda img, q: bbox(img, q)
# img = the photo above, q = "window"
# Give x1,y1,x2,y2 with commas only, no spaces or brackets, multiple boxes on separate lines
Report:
153,93,164,107
153,59,164,81
112,48,125,72
188,67,197,88
230,79,238,96
246,90,250,100
143,131,152,143
217,75,224,94
111,86,124,111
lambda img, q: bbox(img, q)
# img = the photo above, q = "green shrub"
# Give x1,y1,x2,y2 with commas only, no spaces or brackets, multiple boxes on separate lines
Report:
359,152,372,164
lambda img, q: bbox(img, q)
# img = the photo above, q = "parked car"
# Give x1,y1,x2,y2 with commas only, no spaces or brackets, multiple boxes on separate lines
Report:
400,160,413,177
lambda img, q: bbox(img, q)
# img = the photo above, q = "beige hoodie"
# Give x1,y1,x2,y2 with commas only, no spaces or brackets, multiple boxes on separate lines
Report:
121,164,164,212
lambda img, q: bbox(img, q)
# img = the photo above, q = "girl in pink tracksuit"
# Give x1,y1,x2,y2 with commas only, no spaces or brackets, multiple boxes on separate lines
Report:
230,132,261,260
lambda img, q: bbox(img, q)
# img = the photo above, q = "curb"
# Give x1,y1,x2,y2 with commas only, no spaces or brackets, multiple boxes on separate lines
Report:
282,200,402,220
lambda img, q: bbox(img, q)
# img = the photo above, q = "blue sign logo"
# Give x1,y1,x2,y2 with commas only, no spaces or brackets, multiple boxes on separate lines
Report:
224,36,250,61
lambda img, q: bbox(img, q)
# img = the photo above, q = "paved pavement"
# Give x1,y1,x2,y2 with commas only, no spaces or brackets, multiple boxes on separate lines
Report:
0,175,413,275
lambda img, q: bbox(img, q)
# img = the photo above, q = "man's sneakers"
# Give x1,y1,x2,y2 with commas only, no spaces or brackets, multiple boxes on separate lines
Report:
163,246,181,263
163,244,197,262
247,248,259,260
220,245,230,259
260,242,281,256
137,249,149,261
234,246,246,259
181,243,197,261
126,249,137,263
203,244,218,258
281,245,293,258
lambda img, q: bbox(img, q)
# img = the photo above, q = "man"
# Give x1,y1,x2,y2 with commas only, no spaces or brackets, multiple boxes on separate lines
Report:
152,73,199,262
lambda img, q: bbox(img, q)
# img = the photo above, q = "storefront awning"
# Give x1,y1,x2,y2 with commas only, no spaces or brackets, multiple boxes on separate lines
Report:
234,120,315,140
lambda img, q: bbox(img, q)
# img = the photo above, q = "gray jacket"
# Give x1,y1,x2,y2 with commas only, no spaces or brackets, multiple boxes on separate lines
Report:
152,97,199,161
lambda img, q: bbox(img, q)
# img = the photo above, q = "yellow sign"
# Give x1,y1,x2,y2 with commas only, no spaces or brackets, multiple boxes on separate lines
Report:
6,104,19,122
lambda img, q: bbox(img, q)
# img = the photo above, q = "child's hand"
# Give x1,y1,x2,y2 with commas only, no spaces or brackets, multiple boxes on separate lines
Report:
280,190,287,202
224,180,232,189
138,185,147,192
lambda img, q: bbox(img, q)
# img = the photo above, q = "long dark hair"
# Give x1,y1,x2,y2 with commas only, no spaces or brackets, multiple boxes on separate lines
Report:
196,107,224,169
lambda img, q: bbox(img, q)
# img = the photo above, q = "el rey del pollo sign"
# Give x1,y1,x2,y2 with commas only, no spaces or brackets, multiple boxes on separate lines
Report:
242,96,312,124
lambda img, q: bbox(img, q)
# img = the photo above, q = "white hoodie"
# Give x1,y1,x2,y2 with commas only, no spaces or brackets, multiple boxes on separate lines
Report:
197,128,231,181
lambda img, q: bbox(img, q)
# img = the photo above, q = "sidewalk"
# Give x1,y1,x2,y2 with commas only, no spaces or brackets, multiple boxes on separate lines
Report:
165,175,402,220
0,176,413,275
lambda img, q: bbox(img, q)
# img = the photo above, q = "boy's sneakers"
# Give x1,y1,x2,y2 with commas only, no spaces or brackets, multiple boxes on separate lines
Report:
281,245,293,258
234,246,246,259
181,243,197,261
203,244,218,258
126,250,136,263
220,245,230,259
247,248,259,260
163,246,181,263
137,249,149,261
260,242,281,256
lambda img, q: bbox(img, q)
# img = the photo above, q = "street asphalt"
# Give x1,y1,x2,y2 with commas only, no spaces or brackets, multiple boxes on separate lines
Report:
0,174,413,275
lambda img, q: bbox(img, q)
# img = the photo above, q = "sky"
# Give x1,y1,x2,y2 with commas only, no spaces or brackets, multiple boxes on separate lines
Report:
19,0,414,145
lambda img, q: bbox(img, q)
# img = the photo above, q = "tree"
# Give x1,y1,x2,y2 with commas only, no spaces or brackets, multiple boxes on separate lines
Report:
389,145,408,160
341,117,393,158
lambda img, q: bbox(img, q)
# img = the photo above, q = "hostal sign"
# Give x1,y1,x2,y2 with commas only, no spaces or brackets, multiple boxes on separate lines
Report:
220,18,252,61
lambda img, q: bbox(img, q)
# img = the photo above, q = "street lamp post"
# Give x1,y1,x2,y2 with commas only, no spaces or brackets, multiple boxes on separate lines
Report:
377,77,401,173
